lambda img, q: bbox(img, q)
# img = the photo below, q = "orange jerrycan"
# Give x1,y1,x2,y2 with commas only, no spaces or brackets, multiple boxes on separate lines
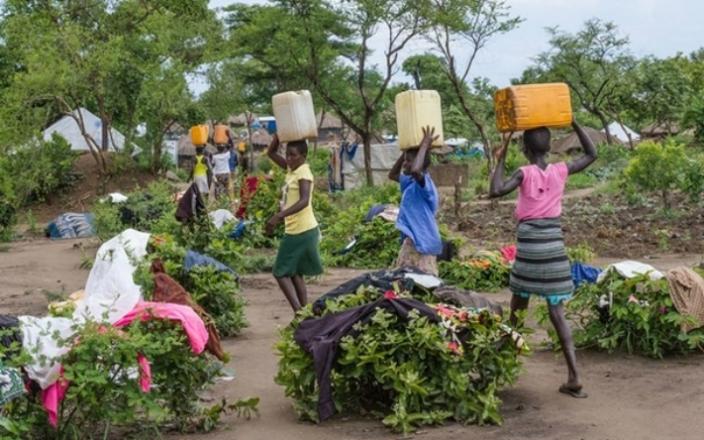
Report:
213,124,229,145
494,83,572,133
395,90,444,150
190,125,209,145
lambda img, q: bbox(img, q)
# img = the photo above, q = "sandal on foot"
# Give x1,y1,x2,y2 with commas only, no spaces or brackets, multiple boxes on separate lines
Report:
559,384,588,399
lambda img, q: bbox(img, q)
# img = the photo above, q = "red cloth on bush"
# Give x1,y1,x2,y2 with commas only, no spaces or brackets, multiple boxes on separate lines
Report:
150,260,226,360
235,176,261,219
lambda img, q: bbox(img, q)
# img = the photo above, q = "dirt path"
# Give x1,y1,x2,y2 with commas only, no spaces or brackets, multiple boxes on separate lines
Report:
2,240,704,439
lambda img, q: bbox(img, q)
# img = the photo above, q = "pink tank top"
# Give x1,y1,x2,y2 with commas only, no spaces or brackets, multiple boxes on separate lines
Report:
515,162,568,221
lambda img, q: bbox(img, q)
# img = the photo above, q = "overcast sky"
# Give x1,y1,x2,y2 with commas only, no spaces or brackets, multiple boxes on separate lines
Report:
199,0,703,94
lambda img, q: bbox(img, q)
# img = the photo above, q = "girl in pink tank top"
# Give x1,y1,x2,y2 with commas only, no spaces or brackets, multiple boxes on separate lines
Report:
490,121,597,399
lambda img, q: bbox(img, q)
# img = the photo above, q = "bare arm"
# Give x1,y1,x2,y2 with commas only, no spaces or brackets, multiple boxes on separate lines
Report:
489,145,523,198
567,121,598,175
410,126,438,186
266,134,287,170
388,154,403,182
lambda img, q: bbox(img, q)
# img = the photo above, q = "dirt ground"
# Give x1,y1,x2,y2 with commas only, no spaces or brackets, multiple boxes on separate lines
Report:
2,239,704,439
451,191,704,259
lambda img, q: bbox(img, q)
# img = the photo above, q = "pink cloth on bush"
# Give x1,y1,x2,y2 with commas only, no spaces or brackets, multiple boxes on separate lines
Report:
42,301,206,428
500,245,517,264
113,301,208,355
42,355,152,428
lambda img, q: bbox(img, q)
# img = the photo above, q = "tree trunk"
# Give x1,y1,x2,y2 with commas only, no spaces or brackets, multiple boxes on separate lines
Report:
246,112,254,172
596,111,614,145
362,133,373,186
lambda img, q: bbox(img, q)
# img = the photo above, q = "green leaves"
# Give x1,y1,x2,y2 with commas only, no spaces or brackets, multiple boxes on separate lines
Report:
438,252,510,292
275,287,524,433
545,272,704,358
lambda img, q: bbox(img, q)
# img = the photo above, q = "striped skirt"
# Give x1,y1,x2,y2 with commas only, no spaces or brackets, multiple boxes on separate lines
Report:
510,218,573,305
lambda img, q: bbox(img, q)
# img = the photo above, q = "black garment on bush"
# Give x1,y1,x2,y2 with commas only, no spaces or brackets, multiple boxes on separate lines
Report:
294,297,439,421
312,267,426,314
175,183,206,224
433,286,503,316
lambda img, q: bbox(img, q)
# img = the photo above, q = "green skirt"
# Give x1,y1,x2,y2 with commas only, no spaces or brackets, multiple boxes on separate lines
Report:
273,227,323,278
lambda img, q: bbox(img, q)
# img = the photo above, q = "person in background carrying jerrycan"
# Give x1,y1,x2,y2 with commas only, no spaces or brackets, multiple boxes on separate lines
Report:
189,125,213,202
389,90,445,276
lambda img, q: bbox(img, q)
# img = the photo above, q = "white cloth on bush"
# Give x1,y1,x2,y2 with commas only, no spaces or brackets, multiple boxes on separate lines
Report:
105,192,128,203
597,260,664,283
21,229,150,390
18,316,75,390
209,209,236,230
76,229,150,324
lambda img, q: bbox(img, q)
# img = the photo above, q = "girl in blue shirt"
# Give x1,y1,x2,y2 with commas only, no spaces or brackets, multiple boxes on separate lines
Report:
388,127,442,275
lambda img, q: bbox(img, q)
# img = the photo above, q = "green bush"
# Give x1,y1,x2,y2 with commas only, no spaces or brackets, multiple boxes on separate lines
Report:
0,320,222,439
539,272,704,358
11,134,79,203
93,180,179,240
275,287,524,433
0,134,79,239
622,139,689,208
185,266,247,337
134,233,248,337
438,252,510,292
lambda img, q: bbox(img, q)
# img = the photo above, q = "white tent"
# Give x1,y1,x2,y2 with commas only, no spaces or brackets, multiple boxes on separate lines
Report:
43,107,140,154
603,122,640,144
342,143,401,189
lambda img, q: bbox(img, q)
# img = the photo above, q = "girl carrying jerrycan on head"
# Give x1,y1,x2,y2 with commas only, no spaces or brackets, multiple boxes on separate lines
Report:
489,120,597,398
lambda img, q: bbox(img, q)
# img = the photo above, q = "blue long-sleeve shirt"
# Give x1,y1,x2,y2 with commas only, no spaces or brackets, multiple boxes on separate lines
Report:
396,173,442,255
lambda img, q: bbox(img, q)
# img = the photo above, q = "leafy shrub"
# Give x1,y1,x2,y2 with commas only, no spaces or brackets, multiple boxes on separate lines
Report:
9,134,79,203
539,272,704,358
135,234,248,337
185,266,247,337
622,140,689,208
93,180,178,240
566,243,596,263
0,320,222,439
307,147,330,176
275,287,524,433
0,134,78,239
438,252,510,292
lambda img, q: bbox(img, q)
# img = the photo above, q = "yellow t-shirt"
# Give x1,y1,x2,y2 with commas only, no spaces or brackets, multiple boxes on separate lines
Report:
282,163,318,235
193,154,208,177
238,142,246,153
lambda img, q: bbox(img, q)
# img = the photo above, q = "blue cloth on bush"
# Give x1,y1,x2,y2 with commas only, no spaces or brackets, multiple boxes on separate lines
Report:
571,262,602,288
46,213,95,239
184,250,237,277
229,220,250,240
364,204,388,223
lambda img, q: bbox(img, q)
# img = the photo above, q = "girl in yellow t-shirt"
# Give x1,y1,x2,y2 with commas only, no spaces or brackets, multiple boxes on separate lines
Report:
265,134,322,312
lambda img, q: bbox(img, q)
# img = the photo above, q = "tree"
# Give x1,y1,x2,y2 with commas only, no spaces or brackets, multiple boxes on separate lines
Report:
616,57,690,131
425,0,521,170
290,0,432,184
530,19,635,145
401,53,496,140
232,0,427,185
0,0,220,178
